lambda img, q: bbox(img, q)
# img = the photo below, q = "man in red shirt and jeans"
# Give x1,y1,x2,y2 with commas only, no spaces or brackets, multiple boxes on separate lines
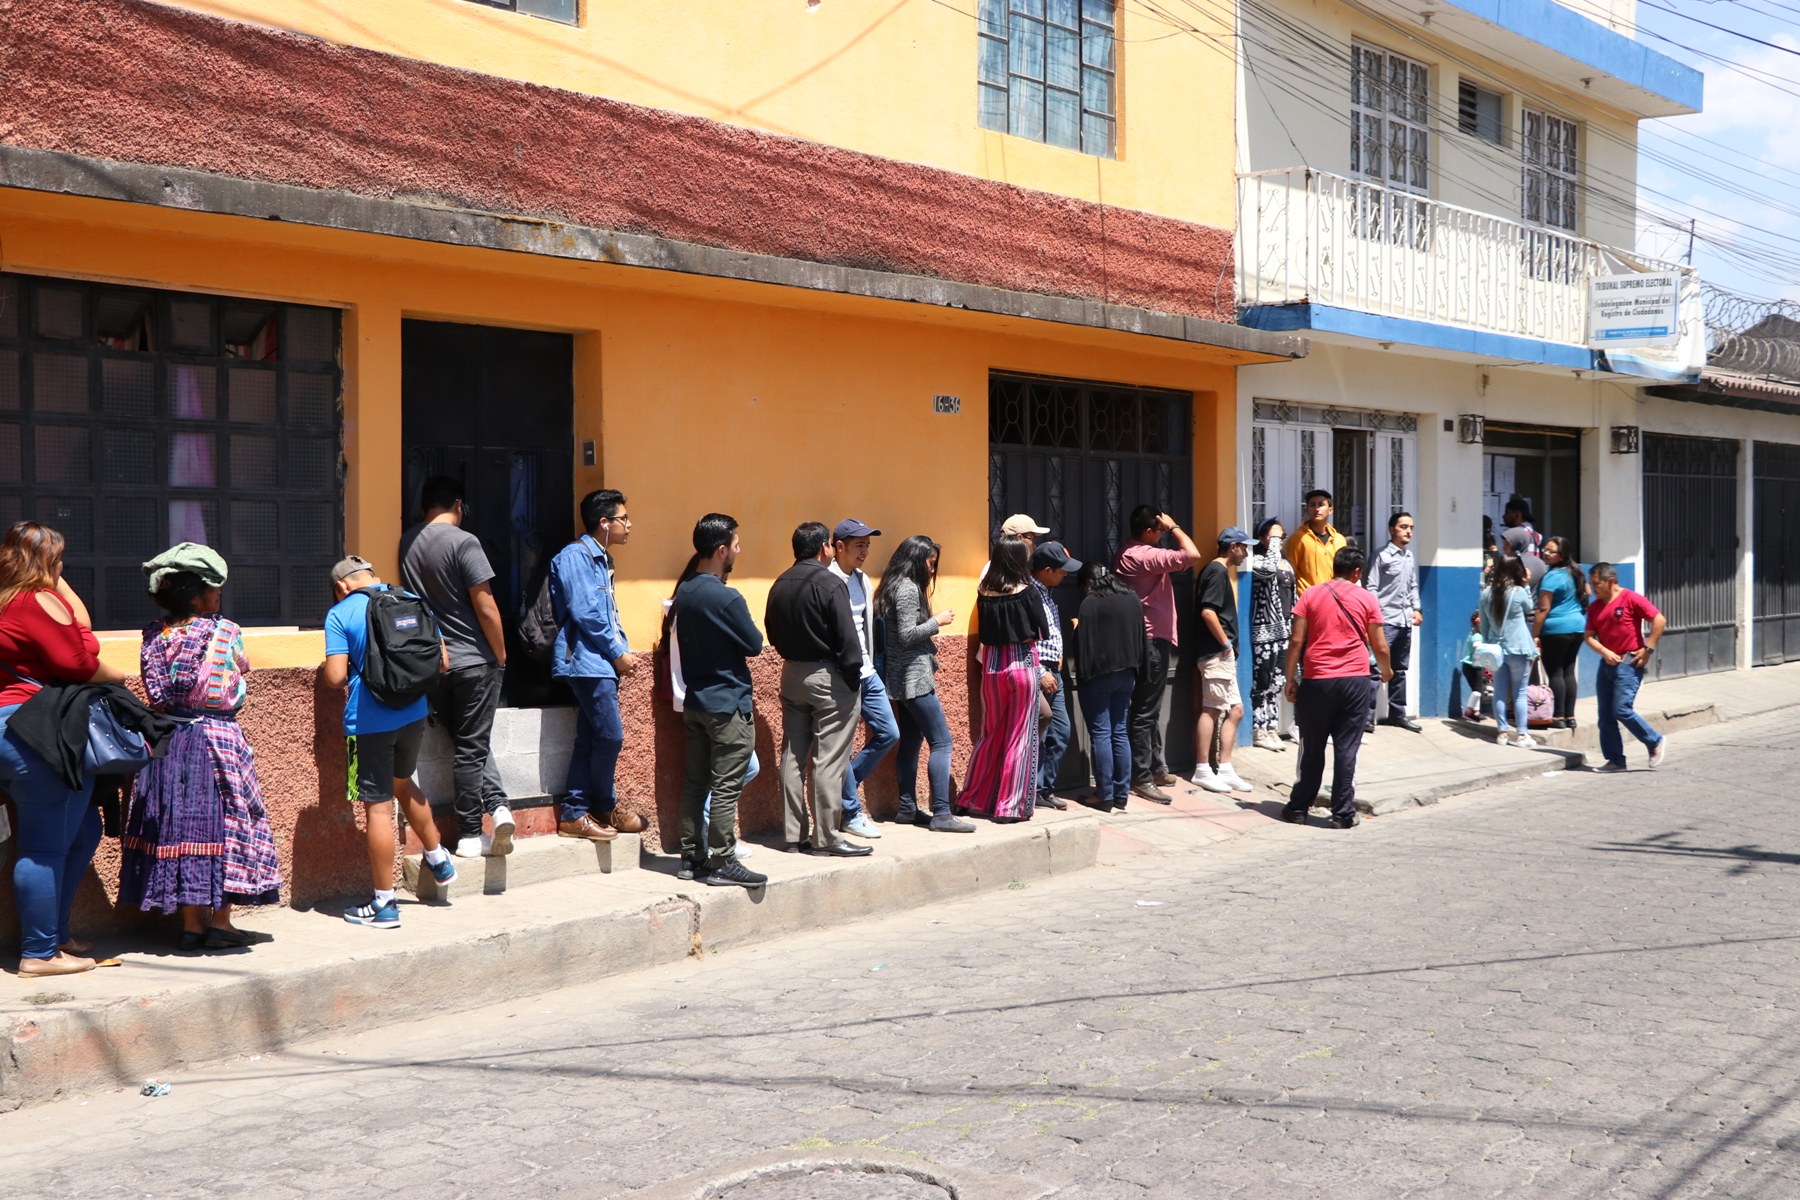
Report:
1282,545,1392,828
1584,562,1667,772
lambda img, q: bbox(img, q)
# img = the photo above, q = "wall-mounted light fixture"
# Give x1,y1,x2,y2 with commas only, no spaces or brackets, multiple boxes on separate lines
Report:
1457,414,1485,444
1610,425,1640,454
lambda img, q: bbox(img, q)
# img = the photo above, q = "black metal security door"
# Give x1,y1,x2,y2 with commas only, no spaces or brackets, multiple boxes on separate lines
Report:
401,320,574,706
1754,441,1800,666
1643,433,1739,681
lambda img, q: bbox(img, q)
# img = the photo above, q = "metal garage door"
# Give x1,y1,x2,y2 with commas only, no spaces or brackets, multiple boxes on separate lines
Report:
1754,441,1800,665
1642,433,1739,681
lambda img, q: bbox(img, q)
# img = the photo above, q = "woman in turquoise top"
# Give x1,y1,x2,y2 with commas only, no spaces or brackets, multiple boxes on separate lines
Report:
1480,554,1540,748
1532,535,1589,729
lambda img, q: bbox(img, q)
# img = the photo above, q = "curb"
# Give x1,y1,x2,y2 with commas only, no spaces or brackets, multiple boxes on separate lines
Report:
1,819,1098,1113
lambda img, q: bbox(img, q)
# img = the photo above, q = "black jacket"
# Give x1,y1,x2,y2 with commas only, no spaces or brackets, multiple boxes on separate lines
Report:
1075,590,1148,683
674,573,764,715
8,681,178,789
764,559,862,688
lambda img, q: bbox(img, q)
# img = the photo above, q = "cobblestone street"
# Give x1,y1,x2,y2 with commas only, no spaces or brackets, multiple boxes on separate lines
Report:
6,711,1800,1199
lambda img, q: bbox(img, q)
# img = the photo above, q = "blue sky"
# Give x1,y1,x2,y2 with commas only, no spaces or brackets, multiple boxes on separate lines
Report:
1631,0,1800,303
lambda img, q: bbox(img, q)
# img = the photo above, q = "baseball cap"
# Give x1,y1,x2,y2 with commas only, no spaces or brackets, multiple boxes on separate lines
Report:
1219,526,1253,546
330,554,374,583
1501,526,1539,556
1031,541,1083,572
833,518,881,541
1001,513,1051,537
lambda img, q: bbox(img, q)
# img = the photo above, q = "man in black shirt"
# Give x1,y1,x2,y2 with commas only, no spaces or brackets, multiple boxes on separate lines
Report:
673,513,768,888
1191,526,1254,796
765,521,870,857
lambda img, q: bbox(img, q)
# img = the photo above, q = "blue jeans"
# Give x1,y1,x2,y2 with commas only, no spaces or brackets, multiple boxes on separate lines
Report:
841,673,900,818
563,676,623,821
894,690,953,818
1492,653,1534,734
1079,670,1135,802
1597,661,1663,767
1038,667,1071,797
0,706,103,959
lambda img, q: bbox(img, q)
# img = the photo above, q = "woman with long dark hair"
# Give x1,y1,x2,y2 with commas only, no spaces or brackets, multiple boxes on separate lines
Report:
1532,535,1590,729
875,535,971,832
119,546,281,951
1480,553,1540,749
1074,562,1145,810
960,535,1048,821
1248,517,1296,750
0,522,128,976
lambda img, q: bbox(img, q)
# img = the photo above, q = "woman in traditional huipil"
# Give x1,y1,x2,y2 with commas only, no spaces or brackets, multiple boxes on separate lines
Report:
959,535,1049,822
119,544,280,951
1248,517,1297,750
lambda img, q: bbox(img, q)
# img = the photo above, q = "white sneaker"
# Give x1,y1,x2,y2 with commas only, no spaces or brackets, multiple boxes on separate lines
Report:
488,806,515,857
1219,765,1255,793
1252,728,1283,751
733,841,755,860
452,836,486,860
1513,733,1539,750
1649,739,1666,769
1190,764,1235,794
843,812,883,839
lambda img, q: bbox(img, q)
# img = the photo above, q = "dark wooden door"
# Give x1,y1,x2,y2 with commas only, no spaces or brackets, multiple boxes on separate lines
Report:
401,320,574,706
1643,433,1739,681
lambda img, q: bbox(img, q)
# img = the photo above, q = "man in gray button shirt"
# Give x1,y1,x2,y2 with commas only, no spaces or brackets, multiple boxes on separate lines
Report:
1367,511,1423,732
399,475,515,859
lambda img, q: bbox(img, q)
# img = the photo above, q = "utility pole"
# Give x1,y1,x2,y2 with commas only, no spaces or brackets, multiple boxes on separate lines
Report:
1684,217,1696,265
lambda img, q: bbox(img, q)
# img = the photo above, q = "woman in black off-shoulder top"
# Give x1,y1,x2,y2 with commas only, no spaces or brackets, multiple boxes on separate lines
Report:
959,535,1049,821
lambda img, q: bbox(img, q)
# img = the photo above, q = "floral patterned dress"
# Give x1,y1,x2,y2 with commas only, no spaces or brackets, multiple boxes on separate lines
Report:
119,616,281,912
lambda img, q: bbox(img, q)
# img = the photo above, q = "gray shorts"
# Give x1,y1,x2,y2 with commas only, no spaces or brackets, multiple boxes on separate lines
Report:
345,720,426,803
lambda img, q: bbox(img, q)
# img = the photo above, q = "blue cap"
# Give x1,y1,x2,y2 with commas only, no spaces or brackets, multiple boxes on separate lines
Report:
1031,541,1082,572
1219,525,1253,546
833,518,881,540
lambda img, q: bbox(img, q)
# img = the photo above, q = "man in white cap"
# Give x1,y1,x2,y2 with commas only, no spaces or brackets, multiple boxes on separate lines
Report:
979,514,1051,586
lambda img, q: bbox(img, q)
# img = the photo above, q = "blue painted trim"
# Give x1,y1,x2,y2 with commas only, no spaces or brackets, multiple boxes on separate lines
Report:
1417,561,1636,719
1440,0,1702,113
1241,304,1598,368
1237,570,1255,747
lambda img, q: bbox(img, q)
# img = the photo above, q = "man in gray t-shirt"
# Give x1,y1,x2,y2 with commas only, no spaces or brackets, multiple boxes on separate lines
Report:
399,476,514,860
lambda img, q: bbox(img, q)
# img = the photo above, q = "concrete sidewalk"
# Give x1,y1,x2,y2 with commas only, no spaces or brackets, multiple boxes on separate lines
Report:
1229,660,1800,814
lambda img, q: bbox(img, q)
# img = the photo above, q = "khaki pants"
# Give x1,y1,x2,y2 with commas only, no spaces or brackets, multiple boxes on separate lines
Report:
778,660,859,847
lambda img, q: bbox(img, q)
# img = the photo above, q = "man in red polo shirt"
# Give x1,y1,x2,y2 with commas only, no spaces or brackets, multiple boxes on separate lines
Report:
1281,545,1392,828
1583,562,1667,772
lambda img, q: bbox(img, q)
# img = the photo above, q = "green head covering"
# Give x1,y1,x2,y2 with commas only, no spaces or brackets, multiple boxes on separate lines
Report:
142,542,229,595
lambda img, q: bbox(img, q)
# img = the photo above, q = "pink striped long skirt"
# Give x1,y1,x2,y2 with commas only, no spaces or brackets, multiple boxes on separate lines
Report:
960,642,1040,820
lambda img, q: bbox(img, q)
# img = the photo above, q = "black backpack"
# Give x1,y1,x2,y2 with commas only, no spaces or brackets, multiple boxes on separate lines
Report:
519,574,560,665
355,587,442,708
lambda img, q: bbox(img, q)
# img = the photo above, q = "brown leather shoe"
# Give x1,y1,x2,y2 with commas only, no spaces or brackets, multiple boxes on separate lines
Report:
604,808,648,834
557,815,618,841
1153,772,1181,788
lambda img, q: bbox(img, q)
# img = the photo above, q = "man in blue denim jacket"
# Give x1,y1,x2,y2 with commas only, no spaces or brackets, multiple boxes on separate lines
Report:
549,489,650,842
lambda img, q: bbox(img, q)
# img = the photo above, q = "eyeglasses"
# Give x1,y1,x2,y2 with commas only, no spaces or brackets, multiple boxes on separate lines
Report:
605,513,632,526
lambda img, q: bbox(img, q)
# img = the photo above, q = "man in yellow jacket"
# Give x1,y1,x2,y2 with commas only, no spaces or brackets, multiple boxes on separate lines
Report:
1285,489,1350,593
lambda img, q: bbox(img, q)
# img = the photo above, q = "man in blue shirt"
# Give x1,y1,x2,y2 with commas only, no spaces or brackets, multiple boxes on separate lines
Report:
548,490,651,843
323,555,456,929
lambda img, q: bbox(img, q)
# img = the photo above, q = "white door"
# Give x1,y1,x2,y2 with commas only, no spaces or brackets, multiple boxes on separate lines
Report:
1252,422,1332,534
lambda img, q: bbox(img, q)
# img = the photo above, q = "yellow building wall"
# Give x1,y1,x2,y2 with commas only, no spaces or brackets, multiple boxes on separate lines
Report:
1,188,1241,664
166,0,1237,230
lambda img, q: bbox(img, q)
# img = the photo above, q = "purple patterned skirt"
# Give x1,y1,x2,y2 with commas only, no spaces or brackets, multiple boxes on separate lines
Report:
119,714,281,912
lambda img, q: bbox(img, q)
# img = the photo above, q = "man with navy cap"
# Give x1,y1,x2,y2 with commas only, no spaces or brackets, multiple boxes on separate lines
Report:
1190,526,1255,795
829,518,898,839
1029,541,1081,810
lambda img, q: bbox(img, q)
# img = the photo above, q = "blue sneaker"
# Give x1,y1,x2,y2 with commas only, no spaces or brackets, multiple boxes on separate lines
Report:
343,897,401,929
426,854,457,886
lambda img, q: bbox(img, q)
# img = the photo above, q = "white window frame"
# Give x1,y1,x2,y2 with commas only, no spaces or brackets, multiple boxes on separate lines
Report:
1351,42,1431,195
1522,108,1579,232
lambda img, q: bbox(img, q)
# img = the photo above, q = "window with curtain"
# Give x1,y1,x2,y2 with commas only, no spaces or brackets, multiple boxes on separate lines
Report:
1522,108,1579,232
977,0,1117,158
0,274,343,630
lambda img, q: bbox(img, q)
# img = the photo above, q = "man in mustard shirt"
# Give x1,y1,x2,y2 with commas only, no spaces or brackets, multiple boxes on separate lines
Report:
1285,489,1349,593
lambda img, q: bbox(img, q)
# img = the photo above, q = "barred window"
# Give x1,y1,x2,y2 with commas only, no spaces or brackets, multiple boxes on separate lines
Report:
0,274,343,630
977,0,1117,158
462,0,577,25
1351,43,1430,194
1523,108,1578,232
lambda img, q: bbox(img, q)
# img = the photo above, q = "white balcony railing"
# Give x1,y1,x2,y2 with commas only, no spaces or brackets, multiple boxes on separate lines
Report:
1238,168,1628,347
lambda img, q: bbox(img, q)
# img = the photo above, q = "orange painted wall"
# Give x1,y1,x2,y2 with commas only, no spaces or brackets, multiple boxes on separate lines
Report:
0,188,1243,652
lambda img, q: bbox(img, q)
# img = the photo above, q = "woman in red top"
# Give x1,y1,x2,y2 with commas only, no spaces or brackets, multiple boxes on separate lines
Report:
0,522,128,976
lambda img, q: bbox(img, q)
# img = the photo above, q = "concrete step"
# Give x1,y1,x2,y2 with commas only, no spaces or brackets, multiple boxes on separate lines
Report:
0,809,1099,1113
400,831,640,900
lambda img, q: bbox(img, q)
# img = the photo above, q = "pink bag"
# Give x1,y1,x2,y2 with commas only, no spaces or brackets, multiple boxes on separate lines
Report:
1526,658,1555,727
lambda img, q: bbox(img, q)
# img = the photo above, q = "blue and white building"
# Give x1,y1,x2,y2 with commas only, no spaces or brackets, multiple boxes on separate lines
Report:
1231,0,1800,718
